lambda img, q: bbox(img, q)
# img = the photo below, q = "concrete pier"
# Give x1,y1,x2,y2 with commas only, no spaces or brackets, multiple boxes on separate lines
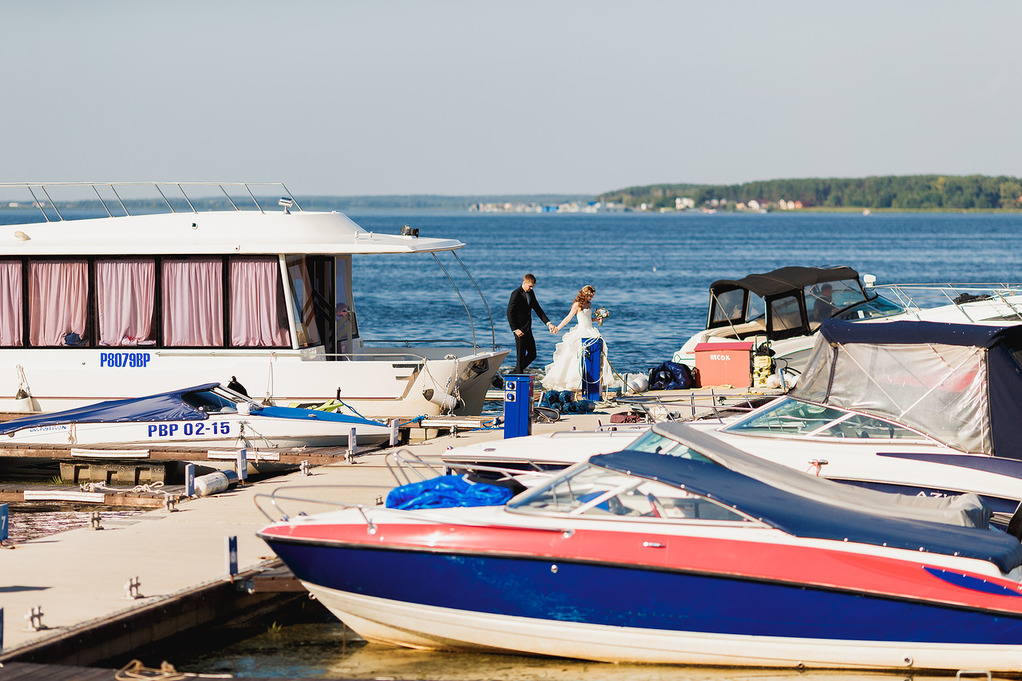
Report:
0,408,622,666
0,387,761,668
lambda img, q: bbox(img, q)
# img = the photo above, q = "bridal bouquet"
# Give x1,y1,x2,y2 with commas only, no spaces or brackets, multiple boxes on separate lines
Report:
594,307,610,326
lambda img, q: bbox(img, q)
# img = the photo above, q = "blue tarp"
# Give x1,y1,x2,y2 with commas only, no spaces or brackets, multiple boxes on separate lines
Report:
386,475,513,510
0,384,218,434
592,444,1022,573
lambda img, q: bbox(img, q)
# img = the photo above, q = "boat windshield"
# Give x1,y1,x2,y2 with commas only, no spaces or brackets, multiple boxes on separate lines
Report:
834,293,905,321
805,277,869,323
723,397,927,441
508,461,751,523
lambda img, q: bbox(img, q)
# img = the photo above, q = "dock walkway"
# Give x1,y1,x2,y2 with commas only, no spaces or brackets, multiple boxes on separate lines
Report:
0,387,764,669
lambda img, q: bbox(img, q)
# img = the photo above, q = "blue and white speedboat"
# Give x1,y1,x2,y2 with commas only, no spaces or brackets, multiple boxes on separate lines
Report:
0,383,393,449
258,424,1022,671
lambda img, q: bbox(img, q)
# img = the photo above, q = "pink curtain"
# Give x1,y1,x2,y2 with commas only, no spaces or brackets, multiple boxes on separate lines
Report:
230,257,290,347
29,260,88,346
162,258,223,346
97,259,155,346
0,261,22,346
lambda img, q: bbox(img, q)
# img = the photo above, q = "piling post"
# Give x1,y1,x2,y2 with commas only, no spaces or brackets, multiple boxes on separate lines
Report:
0,502,8,543
225,536,238,579
347,428,357,461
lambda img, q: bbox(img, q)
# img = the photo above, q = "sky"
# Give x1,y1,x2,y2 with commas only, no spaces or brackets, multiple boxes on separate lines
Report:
2,1,1020,196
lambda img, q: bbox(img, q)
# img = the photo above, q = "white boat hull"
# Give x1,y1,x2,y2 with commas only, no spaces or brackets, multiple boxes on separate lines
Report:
307,584,1022,671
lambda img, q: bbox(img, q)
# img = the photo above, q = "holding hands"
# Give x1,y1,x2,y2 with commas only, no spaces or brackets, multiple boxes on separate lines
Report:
547,322,558,334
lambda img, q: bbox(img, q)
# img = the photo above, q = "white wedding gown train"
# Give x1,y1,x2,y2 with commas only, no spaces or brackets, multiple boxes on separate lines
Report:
541,310,618,392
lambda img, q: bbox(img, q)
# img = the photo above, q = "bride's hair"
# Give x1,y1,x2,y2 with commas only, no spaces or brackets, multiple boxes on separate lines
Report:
574,285,596,309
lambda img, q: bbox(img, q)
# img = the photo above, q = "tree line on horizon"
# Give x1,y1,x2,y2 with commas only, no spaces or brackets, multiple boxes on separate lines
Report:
598,175,1022,211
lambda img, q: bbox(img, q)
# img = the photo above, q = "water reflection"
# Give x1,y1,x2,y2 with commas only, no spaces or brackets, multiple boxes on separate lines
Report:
173,601,983,681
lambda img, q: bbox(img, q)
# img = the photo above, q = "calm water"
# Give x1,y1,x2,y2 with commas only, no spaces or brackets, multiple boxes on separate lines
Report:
348,210,1022,374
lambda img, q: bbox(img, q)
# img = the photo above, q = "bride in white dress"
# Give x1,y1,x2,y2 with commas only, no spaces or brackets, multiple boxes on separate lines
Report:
542,285,617,392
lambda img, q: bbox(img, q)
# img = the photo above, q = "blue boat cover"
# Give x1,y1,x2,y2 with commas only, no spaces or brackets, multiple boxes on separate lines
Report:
591,429,1022,573
386,475,513,510
0,384,219,434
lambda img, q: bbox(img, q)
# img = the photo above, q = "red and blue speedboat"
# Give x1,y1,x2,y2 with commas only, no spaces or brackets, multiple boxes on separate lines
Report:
257,424,1022,671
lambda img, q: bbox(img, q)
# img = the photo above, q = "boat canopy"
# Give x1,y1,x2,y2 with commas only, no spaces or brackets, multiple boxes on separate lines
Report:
593,425,1022,572
794,320,1022,459
706,266,871,342
0,383,220,434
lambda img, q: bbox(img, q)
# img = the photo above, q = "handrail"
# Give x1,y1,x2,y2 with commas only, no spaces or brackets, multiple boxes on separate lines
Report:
432,252,477,351
0,181,300,220
453,251,497,350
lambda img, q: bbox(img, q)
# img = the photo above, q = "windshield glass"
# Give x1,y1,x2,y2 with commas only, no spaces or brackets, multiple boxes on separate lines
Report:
835,294,905,321
724,397,926,440
508,462,751,523
805,277,868,323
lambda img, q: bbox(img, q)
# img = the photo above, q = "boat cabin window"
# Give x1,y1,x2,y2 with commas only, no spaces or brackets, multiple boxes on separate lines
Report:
229,257,289,347
724,397,926,440
286,255,334,349
163,258,224,346
769,295,802,332
0,255,292,350
711,289,745,325
97,258,156,346
334,256,358,357
29,259,89,347
508,463,751,523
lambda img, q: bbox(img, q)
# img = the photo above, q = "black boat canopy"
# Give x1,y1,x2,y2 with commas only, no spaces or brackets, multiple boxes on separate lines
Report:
710,266,861,299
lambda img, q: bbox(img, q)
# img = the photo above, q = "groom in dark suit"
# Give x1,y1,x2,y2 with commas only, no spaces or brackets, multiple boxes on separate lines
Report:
507,273,556,374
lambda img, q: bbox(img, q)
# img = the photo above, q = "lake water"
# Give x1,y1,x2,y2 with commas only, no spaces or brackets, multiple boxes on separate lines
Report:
347,210,1022,375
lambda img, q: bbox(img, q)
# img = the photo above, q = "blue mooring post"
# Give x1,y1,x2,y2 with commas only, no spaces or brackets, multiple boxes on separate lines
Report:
185,464,196,497
503,374,533,439
226,535,238,578
0,502,8,542
581,338,603,402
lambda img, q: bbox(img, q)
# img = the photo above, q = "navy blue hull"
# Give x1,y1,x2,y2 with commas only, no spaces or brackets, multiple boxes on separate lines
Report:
266,539,1022,645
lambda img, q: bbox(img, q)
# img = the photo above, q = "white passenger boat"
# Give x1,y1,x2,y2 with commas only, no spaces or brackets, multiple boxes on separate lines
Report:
0,182,507,419
0,383,392,449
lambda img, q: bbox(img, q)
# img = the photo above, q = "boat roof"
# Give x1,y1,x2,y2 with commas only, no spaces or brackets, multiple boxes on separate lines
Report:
818,318,1022,347
710,265,860,297
0,182,463,256
796,319,1022,458
593,424,1022,572
0,383,219,433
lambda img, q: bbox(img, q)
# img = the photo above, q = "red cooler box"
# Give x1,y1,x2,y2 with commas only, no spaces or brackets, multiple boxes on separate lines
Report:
693,342,753,388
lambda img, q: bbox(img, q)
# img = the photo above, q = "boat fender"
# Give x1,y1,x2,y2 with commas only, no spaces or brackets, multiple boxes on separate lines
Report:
194,470,240,497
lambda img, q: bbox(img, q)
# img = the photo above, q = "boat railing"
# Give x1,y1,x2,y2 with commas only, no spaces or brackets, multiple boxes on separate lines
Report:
253,484,392,523
0,181,302,222
869,282,1022,323
615,390,765,424
385,448,554,487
